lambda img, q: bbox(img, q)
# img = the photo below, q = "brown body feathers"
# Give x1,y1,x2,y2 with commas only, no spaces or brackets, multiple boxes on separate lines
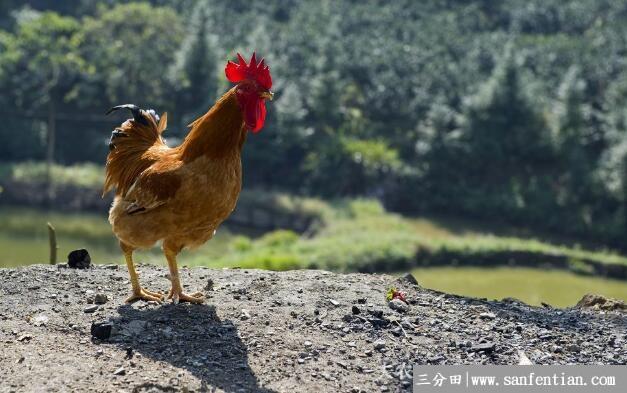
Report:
105,88,246,251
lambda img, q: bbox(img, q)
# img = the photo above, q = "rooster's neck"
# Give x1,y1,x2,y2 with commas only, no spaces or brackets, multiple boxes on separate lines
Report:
178,88,246,162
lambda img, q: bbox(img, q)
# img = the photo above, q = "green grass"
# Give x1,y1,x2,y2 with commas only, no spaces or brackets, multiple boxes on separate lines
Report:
411,267,627,307
2,169,627,280
0,161,103,188
1,200,626,307
193,198,627,274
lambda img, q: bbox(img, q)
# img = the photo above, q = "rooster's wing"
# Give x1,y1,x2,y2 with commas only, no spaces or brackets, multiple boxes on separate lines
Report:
122,162,182,215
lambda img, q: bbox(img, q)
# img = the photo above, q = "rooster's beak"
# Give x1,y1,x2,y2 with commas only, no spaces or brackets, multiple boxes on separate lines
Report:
260,91,274,101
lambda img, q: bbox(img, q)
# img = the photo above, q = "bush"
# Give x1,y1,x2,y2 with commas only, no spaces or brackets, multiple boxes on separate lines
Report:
212,198,627,277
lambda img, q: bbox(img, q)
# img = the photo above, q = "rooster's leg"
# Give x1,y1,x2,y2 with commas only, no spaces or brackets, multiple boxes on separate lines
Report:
163,241,204,304
121,241,163,303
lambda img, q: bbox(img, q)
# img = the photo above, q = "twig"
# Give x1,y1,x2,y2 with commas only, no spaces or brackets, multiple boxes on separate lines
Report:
394,320,408,338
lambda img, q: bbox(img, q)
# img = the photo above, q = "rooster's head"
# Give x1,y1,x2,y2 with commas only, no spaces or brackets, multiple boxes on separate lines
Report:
225,52,273,133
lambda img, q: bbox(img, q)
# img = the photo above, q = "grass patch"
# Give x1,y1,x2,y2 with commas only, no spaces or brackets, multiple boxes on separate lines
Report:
411,266,627,307
186,198,627,276
1,161,625,276
0,207,112,243
0,161,103,188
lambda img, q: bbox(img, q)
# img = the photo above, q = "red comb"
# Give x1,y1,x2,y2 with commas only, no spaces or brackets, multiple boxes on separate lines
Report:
225,52,272,90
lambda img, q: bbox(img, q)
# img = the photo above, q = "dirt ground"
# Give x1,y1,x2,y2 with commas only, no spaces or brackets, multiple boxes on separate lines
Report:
0,264,625,392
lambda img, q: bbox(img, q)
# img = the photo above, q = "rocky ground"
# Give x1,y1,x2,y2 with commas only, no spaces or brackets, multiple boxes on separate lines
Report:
0,264,625,393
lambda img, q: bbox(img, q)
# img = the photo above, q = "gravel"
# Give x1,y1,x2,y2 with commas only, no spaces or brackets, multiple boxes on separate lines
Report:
0,264,625,392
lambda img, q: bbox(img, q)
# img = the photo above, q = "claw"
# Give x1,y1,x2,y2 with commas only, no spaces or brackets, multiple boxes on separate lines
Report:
167,289,204,304
125,288,164,303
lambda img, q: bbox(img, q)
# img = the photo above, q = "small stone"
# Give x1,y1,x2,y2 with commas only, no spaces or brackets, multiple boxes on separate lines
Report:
471,342,495,353
94,294,108,305
373,339,386,351
388,299,409,313
369,310,384,319
551,345,563,353
240,309,251,321
400,318,414,329
566,344,581,353
479,312,496,320
304,340,312,347
68,249,91,269
113,367,126,376
31,314,48,326
84,305,99,313
400,272,419,286
17,334,32,342
329,299,339,307
91,322,112,340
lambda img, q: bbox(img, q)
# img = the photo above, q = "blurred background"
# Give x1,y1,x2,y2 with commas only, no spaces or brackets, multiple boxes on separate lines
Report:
1,0,627,307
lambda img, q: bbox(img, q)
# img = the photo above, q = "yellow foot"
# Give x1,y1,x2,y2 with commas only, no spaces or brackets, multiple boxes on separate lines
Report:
125,288,164,303
167,289,204,304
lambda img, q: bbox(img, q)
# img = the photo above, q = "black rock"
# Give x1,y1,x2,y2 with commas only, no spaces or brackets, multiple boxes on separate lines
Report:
352,305,361,315
68,249,91,269
369,318,389,328
91,322,112,340
400,272,419,286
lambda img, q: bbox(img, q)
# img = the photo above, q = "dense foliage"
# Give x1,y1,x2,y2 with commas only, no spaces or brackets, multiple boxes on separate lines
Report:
1,1,627,247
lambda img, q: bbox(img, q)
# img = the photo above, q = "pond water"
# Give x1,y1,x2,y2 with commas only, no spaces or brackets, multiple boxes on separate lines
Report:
0,207,240,268
2,208,626,307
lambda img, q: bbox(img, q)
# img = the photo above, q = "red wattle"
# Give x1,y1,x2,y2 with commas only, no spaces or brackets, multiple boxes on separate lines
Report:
253,99,266,133
237,92,266,133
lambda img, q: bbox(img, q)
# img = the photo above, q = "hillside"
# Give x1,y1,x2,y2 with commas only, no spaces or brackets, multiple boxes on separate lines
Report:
1,265,625,392
3,1,627,247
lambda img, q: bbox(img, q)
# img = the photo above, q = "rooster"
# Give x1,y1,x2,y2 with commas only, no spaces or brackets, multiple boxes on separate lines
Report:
104,53,273,303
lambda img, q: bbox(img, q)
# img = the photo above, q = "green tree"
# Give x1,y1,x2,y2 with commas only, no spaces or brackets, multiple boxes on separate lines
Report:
169,3,218,129
78,3,183,111
0,11,85,199
455,48,556,221
552,67,597,214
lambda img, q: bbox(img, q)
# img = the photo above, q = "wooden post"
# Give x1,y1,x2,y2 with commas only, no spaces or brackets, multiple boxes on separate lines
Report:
47,222,57,265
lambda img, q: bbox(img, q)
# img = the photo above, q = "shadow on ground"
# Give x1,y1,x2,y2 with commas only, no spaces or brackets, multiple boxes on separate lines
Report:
105,303,274,393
